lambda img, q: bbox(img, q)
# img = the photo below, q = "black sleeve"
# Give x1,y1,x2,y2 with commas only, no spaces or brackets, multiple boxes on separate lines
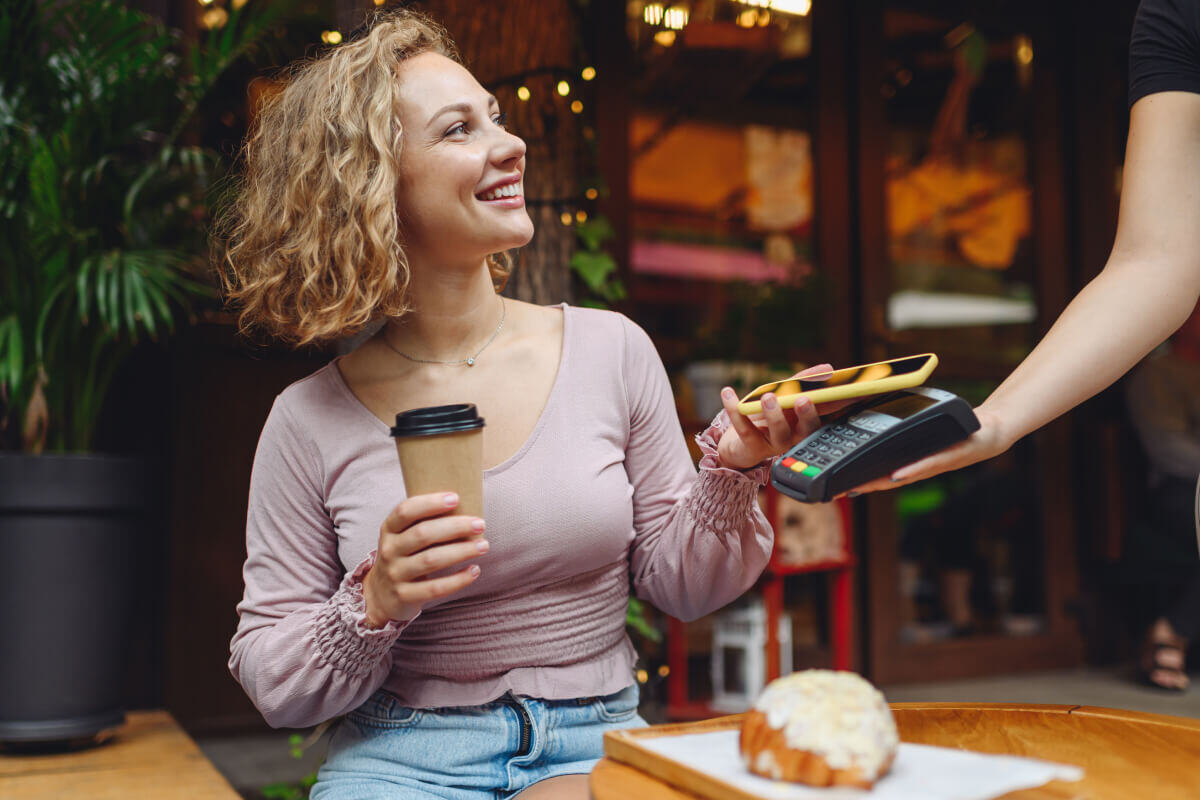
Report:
1129,0,1200,108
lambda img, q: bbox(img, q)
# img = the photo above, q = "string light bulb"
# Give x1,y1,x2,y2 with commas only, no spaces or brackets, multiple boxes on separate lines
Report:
663,6,688,30
560,211,573,226
585,188,599,200
517,86,531,101
581,66,596,81
771,0,811,14
576,210,588,223
731,0,810,15
556,80,571,97
1015,35,1034,66
570,100,584,114
200,7,228,28
321,30,343,45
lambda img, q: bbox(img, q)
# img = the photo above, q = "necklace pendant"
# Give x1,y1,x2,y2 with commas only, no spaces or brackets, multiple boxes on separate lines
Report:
466,357,475,366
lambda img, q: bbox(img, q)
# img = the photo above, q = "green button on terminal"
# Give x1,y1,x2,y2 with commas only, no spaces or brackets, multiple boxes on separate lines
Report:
801,465,821,477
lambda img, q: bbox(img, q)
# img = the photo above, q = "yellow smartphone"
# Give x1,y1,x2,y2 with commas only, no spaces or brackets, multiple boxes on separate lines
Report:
736,354,939,415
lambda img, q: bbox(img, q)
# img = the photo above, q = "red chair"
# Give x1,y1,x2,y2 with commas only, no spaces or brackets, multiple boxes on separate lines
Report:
665,489,854,719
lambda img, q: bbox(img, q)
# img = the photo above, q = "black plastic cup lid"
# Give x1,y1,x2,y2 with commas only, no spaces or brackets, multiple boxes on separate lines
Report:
390,403,485,437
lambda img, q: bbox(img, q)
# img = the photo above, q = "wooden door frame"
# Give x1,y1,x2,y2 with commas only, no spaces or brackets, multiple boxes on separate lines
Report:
810,0,857,370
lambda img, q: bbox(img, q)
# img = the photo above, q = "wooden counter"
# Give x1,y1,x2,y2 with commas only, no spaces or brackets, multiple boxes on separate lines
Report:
0,711,240,799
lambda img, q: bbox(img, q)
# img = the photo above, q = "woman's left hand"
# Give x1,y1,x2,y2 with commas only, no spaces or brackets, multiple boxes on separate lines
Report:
715,364,831,471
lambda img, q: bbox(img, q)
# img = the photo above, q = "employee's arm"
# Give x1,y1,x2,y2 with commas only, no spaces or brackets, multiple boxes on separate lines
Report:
858,91,1200,492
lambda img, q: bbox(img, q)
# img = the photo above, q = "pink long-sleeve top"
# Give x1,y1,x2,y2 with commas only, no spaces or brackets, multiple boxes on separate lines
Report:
229,305,774,729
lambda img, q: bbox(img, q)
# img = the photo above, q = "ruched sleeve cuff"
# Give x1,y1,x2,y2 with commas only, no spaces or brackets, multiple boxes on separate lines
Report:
312,551,412,676
685,467,763,535
694,409,773,487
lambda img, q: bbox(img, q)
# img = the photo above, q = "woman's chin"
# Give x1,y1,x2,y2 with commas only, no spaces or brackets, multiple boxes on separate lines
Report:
457,223,533,259
499,225,535,250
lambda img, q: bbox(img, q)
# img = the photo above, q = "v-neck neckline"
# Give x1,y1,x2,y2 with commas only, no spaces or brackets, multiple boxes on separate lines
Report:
329,303,571,476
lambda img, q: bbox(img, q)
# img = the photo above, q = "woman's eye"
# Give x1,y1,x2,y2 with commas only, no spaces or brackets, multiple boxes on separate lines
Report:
445,112,506,138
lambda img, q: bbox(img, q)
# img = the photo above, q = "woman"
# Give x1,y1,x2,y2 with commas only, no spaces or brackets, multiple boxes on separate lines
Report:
855,0,1200,690
218,10,821,798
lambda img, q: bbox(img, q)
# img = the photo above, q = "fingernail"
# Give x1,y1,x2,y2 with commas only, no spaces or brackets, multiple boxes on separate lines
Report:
890,475,902,482
471,518,485,532
444,493,459,506
763,393,777,410
722,387,734,399
476,539,490,553
469,565,481,577
847,491,861,498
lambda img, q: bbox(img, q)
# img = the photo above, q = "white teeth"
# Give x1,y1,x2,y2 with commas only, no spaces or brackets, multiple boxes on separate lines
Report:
479,183,520,201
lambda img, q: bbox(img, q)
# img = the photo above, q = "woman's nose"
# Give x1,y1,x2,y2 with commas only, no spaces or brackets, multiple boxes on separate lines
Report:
492,127,526,165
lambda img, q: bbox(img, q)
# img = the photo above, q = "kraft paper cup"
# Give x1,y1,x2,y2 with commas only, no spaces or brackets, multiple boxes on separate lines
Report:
390,403,485,522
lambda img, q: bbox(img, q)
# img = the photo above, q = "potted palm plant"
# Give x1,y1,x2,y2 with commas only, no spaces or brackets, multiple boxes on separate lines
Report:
0,0,287,744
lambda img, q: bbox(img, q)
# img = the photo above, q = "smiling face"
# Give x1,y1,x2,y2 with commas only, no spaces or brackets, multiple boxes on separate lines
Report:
393,52,533,268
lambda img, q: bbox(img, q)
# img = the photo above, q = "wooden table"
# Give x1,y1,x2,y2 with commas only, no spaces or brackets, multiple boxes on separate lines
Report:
591,702,1200,800
0,711,240,799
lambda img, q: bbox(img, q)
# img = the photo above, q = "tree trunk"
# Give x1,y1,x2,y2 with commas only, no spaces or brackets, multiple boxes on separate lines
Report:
425,0,580,305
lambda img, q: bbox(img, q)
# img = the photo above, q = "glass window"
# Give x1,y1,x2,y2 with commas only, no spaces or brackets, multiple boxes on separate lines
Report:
882,11,1039,365
626,2,827,390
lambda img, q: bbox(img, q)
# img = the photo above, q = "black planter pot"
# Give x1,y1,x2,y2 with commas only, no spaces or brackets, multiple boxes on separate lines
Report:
0,453,145,744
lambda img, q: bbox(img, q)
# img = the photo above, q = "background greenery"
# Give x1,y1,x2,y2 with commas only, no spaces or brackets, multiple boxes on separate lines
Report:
0,0,299,452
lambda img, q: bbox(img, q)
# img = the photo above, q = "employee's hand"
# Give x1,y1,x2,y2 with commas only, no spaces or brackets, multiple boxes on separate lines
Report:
715,364,831,471
362,492,487,629
841,405,1013,495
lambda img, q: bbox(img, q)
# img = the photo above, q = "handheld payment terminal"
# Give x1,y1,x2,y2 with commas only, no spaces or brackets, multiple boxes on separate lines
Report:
771,386,980,503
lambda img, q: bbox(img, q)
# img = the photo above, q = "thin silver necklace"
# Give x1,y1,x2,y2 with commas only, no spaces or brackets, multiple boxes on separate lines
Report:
381,295,506,367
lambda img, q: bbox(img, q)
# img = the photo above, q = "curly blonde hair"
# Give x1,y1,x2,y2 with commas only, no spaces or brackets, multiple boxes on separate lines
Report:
216,8,510,346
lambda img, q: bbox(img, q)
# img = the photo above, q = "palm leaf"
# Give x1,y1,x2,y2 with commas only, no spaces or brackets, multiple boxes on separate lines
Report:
125,269,158,340
123,145,214,229
119,262,138,341
73,250,207,344
100,252,119,333
27,139,62,227
0,314,23,393
76,254,96,326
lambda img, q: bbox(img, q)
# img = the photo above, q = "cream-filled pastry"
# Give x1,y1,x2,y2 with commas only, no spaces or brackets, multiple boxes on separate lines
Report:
740,669,899,788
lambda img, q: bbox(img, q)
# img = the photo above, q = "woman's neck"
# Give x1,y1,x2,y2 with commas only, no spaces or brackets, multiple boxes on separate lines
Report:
382,261,504,363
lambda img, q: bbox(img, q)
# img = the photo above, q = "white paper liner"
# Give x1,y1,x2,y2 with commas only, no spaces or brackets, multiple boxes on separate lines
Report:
637,729,1084,800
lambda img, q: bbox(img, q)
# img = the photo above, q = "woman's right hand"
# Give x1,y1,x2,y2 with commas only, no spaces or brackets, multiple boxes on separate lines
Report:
362,492,487,629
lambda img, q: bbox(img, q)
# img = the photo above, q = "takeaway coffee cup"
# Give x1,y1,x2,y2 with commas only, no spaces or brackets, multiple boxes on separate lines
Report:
390,404,485,521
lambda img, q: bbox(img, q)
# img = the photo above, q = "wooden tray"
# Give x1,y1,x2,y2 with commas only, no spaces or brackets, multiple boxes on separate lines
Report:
599,713,1080,800
603,715,759,800
598,704,1200,800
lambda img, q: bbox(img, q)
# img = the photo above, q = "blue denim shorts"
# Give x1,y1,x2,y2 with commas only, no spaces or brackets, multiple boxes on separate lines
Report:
310,684,647,799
